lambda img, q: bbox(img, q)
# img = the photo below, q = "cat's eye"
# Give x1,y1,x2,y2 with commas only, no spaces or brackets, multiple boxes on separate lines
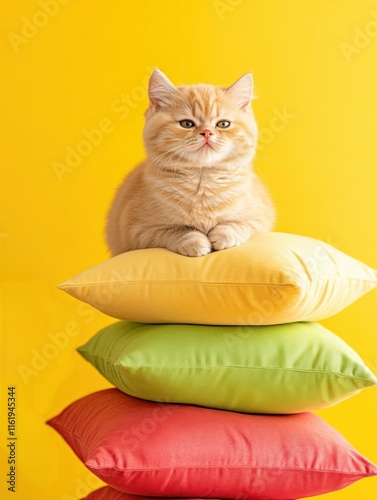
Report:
179,120,196,128
216,120,231,129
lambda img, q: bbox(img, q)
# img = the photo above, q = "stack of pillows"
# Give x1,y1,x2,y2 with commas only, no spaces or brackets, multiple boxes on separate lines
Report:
48,232,377,499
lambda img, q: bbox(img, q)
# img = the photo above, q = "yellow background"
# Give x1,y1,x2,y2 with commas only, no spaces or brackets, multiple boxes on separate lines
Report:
1,0,377,498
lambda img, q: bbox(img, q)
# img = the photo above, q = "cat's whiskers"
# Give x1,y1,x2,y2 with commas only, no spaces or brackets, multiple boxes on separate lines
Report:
149,143,189,175
254,152,283,166
152,143,192,178
149,143,186,168
106,69,275,257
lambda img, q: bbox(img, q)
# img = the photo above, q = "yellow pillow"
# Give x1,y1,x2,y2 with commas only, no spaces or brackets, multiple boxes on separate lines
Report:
59,232,377,325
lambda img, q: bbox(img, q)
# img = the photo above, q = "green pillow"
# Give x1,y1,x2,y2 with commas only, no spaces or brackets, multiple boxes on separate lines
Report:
77,321,377,414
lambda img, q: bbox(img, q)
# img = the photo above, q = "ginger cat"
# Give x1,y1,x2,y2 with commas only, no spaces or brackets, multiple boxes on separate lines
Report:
106,69,275,257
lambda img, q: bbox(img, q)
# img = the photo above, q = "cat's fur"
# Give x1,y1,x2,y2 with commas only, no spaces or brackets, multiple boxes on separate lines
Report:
106,69,275,257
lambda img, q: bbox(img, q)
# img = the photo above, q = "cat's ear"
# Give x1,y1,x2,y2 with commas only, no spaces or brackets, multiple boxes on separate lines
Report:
148,69,177,110
225,73,254,111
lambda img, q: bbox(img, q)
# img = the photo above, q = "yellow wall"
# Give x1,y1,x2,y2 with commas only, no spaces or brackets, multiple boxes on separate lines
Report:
1,1,377,498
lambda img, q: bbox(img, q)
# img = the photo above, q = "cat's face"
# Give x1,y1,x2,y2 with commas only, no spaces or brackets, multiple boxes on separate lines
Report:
143,70,258,168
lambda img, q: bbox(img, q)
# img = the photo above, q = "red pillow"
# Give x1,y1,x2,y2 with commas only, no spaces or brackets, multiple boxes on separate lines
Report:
83,487,207,499
47,389,377,499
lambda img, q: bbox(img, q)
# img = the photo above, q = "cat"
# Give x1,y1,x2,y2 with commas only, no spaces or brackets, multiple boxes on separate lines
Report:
106,69,275,257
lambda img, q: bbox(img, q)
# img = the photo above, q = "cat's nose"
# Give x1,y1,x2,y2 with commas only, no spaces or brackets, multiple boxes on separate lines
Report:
200,129,213,140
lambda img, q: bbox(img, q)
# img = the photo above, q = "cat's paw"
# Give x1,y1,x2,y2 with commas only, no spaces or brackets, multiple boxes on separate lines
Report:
174,232,212,257
208,225,247,251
